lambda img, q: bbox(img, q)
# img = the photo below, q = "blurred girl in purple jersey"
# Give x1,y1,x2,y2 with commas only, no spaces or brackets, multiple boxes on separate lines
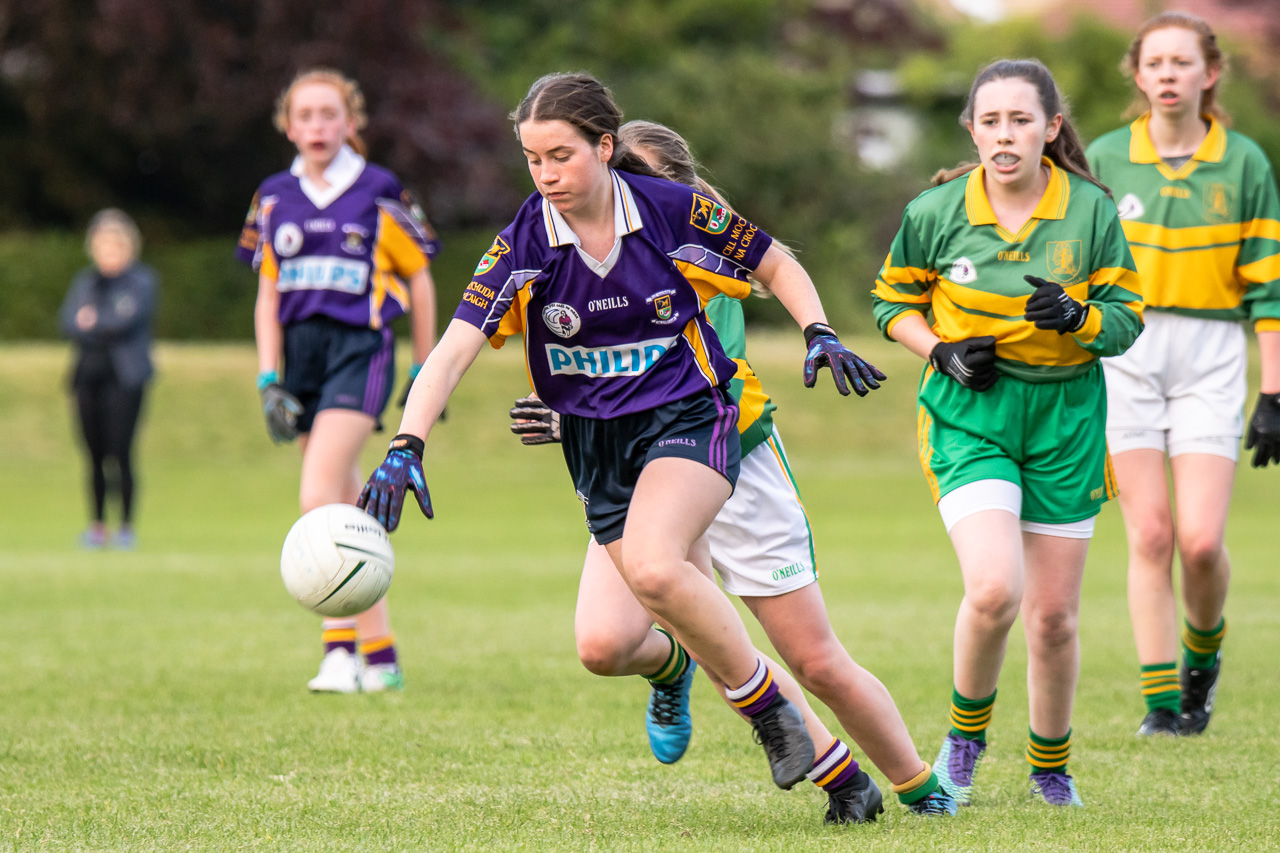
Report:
360,72,884,795
236,69,441,694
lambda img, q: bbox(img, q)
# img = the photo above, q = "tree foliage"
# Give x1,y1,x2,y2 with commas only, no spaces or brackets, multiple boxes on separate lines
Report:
0,0,519,231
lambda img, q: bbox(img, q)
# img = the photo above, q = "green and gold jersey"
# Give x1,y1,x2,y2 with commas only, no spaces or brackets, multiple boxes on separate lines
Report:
1087,114,1280,331
872,159,1144,383
705,293,776,455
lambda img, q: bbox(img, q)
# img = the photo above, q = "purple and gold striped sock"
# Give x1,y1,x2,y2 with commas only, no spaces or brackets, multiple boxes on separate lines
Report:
360,634,398,667
725,658,778,718
321,620,357,655
807,738,861,790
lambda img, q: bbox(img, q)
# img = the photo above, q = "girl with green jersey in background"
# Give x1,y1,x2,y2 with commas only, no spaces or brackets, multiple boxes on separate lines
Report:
872,59,1143,807
1086,12,1280,738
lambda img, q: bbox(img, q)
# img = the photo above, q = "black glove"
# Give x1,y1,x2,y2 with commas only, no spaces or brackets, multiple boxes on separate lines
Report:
801,323,886,397
930,336,999,391
258,378,303,444
1023,275,1088,334
1245,392,1280,468
509,395,561,445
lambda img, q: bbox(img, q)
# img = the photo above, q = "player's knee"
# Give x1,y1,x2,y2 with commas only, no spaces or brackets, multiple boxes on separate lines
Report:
1129,517,1175,564
1026,607,1077,649
965,580,1020,626
621,554,682,605
576,633,630,676
787,650,847,696
1177,533,1224,574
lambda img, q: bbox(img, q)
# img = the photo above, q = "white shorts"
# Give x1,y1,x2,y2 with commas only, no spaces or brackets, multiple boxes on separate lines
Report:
937,479,1096,539
1102,311,1245,461
707,427,818,597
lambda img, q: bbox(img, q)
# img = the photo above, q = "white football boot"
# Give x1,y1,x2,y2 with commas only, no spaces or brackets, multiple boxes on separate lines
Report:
307,647,361,693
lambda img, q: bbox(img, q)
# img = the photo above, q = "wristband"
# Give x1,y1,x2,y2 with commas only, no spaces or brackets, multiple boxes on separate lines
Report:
389,433,425,458
803,322,837,347
256,370,278,391
408,363,423,380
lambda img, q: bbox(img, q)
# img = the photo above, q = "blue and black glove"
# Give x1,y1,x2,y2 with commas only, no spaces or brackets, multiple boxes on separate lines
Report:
801,322,885,397
1245,392,1280,468
1023,275,1088,334
930,336,999,392
257,371,303,444
358,433,433,532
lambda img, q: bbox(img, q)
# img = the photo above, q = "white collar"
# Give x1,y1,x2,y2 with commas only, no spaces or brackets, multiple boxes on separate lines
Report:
290,144,366,209
541,169,644,248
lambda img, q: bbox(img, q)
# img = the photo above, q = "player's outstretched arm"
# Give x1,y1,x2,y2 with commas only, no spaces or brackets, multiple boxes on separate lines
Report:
359,320,487,530
752,244,885,396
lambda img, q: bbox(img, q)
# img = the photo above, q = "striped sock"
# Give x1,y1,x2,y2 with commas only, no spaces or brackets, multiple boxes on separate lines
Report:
360,634,398,667
1140,662,1180,713
949,687,996,742
321,619,357,655
892,761,941,805
807,738,860,791
1026,728,1070,775
1182,617,1226,670
645,628,689,685
725,658,778,717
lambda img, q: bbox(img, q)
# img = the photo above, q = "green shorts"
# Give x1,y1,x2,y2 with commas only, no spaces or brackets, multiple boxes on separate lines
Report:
915,362,1117,525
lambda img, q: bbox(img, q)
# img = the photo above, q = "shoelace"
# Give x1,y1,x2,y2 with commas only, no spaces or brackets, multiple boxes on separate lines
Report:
1031,772,1075,805
948,737,985,786
649,682,684,728
751,707,794,761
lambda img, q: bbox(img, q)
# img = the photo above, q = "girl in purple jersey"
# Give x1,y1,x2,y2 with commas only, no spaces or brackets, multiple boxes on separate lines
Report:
359,72,883,794
239,69,440,694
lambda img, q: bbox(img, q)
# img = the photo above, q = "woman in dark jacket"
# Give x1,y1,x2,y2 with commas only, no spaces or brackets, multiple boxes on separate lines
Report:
58,209,158,549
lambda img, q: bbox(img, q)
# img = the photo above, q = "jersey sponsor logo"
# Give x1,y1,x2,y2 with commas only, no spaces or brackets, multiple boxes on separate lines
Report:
274,223,304,258
545,335,676,377
276,257,370,294
948,257,977,284
304,218,336,233
342,224,368,255
542,303,582,338
474,236,510,275
1046,240,1082,285
1203,183,1236,224
1116,193,1145,220
587,296,629,312
646,289,680,325
463,280,495,309
690,193,731,235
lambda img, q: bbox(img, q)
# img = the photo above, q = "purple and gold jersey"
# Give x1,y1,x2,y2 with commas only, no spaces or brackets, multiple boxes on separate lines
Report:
454,170,773,419
235,145,440,330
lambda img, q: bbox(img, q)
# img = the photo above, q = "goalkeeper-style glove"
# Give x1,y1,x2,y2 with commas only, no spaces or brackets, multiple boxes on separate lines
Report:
257,371,303,444
1023,275,1088,334
1245,392,1280,468
358,434,433,532
929,336,999,392
801,322,886,397
509,395,561,445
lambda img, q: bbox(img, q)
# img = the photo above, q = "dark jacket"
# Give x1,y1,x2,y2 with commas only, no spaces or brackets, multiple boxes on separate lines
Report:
58,263,158,390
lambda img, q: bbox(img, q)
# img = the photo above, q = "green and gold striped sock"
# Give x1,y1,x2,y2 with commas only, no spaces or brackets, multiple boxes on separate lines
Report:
949,687,996,742
1026,728,1070,775
645,627,689,685
1182,617,1226,670
1140,662,1180,713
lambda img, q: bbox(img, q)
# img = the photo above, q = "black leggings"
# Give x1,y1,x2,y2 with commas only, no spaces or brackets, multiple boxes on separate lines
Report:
75,381,145,524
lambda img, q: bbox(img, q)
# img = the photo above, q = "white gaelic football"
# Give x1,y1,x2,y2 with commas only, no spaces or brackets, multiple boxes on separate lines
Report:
280,504,394,618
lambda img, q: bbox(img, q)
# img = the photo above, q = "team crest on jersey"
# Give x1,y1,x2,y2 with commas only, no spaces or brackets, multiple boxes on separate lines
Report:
690,194,731,235
646,289,680,325
341,224,368,255
543,303,582,338
474,236,510,275
1046,240,1082,284
274,223,304,258
948,257,977,284
1203,183,1237,224
1116,193,1145,220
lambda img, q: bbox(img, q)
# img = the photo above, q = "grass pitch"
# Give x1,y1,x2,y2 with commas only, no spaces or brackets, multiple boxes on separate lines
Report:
1,336,1277,851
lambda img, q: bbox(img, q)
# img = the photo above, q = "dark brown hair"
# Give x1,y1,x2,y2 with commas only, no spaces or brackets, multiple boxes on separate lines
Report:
510,73,659,177
1121,12,1230,124
931,59,1107,195
274,68,368,156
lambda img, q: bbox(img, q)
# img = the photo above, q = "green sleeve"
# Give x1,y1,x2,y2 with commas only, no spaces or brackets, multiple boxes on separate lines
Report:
871,209,934,339
1075,204,1143,358
1239,152,1280,322
705,293,746,403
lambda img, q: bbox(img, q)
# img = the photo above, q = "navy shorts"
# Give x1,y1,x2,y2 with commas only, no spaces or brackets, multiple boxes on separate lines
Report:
560,388,741,545
283,316,395,433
